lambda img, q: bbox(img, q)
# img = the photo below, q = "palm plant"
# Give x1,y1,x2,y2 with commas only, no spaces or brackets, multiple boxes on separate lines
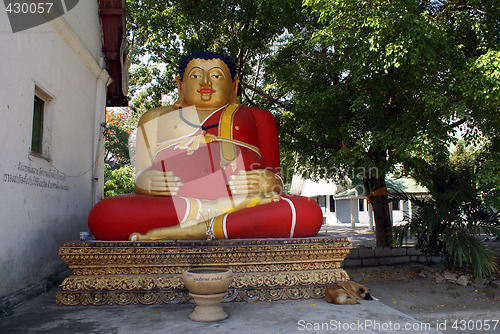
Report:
392,164,500,279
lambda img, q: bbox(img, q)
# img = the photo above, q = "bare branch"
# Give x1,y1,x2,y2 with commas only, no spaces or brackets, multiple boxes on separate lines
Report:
240,81,287,109
446,118,467,130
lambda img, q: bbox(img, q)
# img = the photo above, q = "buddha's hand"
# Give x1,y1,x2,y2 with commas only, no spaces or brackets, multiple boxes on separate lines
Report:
228,169,283,197
135,169,183,196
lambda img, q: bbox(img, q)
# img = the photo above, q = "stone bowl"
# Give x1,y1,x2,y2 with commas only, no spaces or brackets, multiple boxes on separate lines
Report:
182,267,233,295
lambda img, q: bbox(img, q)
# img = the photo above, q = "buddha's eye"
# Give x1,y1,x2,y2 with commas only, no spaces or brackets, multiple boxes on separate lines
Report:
190,74,202,79
212,74,224,79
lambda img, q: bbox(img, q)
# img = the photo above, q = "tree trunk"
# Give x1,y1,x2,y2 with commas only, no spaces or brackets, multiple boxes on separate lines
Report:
364,173,392,247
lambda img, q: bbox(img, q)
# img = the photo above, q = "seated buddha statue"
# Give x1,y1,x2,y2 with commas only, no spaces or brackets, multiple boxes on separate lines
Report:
88,52,322,241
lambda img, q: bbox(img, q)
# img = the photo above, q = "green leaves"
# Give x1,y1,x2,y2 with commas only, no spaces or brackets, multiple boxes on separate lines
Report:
127,0,308,112
475,140,500,210
104,164,135,198
265,0,499,193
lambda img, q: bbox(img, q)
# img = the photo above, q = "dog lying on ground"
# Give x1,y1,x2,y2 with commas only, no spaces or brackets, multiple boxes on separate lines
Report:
324,281,373,305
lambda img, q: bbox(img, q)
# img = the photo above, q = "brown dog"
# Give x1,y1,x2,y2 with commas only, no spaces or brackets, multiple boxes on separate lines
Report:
324,281,373,305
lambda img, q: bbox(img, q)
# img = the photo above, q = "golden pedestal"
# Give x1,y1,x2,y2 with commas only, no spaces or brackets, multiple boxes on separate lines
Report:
56,236,352,306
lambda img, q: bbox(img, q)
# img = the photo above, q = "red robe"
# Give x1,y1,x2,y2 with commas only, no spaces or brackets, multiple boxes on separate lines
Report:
88,106,322,240
150,106,268,200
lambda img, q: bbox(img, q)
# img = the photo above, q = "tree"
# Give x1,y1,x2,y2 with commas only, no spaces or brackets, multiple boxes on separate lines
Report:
261,0,500,246
475,140,500,210
104,108,133,168
104,108,135,197
126,0,309,117
104,163,135,198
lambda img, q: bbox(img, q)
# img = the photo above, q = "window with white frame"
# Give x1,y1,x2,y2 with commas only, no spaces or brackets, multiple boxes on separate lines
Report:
31,96,43,153
31,86,53,157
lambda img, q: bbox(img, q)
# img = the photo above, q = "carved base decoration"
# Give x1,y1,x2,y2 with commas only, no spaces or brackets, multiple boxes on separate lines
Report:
56,236,352,306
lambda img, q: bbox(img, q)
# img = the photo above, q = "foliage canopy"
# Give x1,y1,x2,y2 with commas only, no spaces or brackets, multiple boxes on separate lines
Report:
267,0,500,179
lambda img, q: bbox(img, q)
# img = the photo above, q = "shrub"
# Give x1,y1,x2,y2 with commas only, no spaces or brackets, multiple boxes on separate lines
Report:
104,164,135,198
392,165,500,279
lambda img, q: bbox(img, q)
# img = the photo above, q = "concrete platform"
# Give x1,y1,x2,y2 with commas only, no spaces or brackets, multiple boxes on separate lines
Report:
0,290,441,333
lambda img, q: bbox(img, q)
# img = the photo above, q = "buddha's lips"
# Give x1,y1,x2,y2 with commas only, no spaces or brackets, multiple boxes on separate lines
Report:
198,88,215,94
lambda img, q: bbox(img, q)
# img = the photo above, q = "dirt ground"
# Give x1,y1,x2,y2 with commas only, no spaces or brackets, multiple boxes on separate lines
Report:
332,227,500,324
346,262,500,328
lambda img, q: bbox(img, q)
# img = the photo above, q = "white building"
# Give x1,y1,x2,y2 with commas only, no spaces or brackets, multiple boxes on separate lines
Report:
0,1,126,303
290,175,428,229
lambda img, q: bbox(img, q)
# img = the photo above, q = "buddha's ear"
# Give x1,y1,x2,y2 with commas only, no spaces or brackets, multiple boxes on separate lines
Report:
232,76,240,97
175,76,183,105
231,76,241,105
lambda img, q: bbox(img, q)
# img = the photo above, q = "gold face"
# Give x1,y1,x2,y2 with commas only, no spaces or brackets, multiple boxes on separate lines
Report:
178,58,238,111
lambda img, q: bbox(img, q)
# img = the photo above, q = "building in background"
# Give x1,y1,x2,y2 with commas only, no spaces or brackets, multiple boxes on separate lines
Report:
290,175,428,229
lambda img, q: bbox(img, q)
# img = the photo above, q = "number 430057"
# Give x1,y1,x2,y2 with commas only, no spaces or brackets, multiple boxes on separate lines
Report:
6,2,54,14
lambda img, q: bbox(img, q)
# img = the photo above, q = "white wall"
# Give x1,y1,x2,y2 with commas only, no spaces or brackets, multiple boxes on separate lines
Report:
334,199,357,224
0,2,107,298
358,199,370,223
328,198,407,226
392,200,407,224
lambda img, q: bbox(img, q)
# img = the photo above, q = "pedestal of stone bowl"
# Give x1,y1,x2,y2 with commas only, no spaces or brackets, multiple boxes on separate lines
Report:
182,267,233,322
187,292,228,322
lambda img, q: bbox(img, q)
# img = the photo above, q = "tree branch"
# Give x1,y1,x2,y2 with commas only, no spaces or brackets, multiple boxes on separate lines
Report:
240,81,287,109
446,118,467,130
153,49,172,64
239,82,346,151
320,49,340,84
241,89,259,108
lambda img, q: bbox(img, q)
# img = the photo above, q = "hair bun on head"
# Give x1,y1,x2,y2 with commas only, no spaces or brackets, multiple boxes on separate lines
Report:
178,52,236,81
